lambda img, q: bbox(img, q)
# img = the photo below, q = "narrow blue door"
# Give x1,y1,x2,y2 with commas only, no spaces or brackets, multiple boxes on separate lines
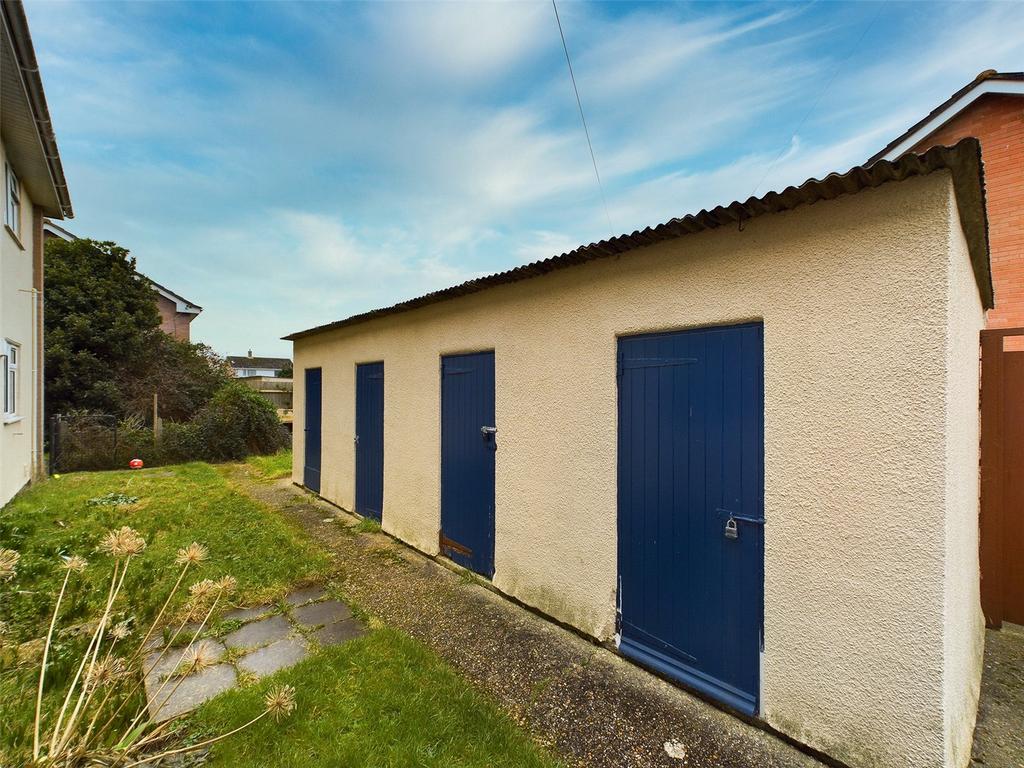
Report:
617,322,764,715
303,367,322,494
355,362,384,522
440,351,496,577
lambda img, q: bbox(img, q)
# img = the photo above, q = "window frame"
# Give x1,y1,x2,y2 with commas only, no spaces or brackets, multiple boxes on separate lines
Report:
3,339,20,421
4,163,21,239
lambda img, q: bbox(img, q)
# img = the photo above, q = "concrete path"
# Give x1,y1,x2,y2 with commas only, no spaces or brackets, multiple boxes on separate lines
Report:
971,623,1024,767
144,586,364,721
227,465,826,768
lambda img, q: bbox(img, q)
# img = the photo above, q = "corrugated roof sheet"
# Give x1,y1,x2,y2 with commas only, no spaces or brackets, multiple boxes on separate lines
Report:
284,137,991,342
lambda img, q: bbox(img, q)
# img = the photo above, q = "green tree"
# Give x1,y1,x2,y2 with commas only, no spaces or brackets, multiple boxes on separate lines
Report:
44,238,229,422
45,239,162,417
125,337,233,422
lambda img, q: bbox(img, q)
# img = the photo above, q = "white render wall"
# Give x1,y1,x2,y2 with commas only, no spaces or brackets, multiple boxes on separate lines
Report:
293,171,985,768
0,138,40,507
942,185,986,767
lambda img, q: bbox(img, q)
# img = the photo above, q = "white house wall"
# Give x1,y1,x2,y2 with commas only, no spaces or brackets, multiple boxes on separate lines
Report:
0,138,40,507
293,171,984,768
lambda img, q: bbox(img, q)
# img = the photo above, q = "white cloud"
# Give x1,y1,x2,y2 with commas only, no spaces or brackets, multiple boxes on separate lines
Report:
23,0,1024,356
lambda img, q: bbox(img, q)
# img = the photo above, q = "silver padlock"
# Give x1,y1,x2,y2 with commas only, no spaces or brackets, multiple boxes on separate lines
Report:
724,517,738,540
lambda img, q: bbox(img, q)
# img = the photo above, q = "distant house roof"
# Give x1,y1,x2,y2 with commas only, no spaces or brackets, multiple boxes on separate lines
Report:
285,138,992,342
868,71,1024,165
227,355,291,370
1,0,73,218
43,220,202,314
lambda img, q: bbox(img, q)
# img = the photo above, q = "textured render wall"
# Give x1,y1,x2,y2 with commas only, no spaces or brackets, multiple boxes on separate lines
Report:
942,187,986,768
293,171,981,768
0,139,37,507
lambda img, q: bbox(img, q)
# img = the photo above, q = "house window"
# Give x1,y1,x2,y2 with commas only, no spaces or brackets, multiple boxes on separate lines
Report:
4,164,21,238
3,340,19,419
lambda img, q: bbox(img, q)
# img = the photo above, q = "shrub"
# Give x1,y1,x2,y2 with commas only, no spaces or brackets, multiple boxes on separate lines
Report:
192,382,289,462
160,421,205,464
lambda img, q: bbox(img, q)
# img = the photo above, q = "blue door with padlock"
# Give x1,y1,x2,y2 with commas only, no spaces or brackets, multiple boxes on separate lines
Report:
440,351,496,578
355,362,384,522
617,322,764,715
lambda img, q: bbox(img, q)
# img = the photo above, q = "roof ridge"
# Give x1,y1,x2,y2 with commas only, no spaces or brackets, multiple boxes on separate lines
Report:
284,138,991,342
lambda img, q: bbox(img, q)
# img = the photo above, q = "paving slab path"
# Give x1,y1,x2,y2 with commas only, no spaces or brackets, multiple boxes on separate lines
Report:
144,584,365,722
226,465,827,768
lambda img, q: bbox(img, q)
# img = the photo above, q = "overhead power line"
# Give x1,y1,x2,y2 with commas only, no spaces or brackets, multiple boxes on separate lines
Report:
750,3,884,199
552,0,614,235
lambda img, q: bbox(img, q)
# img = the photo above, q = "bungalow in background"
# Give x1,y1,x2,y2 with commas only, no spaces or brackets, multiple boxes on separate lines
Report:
1,0,73,506
43,220,203,342
869,70,1024,631
227,351,291,378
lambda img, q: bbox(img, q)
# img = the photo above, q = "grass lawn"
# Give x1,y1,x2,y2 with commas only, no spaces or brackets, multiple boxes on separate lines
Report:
245,449,293,481
0,461,330,762
0,460,560,767
190,628,558,768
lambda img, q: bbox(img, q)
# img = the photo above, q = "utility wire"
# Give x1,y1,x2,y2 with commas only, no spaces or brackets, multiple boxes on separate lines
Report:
552,0,614,235
750,3,884,198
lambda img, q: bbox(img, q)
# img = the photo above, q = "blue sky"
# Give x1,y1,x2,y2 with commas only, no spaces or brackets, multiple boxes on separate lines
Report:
24,0,1024,357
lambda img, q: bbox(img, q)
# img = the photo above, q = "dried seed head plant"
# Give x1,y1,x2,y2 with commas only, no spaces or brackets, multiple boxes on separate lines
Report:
265,685,296,722
177,643,218,677
0,548,20,581
22,527,297,766
97,527,147,559
62,555,88,573
174,542,208,567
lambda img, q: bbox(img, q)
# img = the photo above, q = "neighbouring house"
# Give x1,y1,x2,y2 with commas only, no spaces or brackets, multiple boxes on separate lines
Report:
43,220,203,341
286,139,991,768
227,351,291,378
868,70,1024,631
1,0,73,506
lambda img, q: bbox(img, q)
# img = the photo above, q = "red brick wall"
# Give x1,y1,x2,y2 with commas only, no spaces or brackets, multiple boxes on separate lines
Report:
911,94,1024,329
156,293,193,341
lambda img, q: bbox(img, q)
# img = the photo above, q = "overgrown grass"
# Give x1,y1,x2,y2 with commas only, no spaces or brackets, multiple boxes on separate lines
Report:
0,462,329,761
245,449,293,481
189,628,561,768
1,462,326,640
1,460,562,767
354,517,381,534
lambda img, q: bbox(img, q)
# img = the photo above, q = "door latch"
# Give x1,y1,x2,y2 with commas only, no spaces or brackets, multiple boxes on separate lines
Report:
480,426,498,437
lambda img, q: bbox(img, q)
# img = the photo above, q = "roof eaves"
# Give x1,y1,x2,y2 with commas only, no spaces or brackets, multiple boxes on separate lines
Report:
284,137,992,342
867,71,1024,165
147,278,202,313
1,0,73,218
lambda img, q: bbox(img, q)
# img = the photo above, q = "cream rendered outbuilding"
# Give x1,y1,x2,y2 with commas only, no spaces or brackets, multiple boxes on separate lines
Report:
287,142,990,768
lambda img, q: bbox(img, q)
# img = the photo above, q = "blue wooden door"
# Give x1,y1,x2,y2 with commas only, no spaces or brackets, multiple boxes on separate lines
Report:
355,362,384,522
617,323,764,715
440,351,496,577
303,367,322,494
